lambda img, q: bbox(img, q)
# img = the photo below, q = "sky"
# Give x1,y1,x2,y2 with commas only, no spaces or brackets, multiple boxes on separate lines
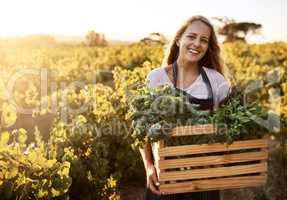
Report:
0,0,287,42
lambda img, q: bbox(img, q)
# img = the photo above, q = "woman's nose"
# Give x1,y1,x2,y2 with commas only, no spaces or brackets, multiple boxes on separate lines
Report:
193,38,201,47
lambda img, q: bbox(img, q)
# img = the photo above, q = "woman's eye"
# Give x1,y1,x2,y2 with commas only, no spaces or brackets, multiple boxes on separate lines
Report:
201,39,209,43
188,35,196,39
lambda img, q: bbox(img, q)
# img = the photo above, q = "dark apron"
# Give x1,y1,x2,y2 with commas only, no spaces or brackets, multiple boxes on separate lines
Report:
144,62,220,200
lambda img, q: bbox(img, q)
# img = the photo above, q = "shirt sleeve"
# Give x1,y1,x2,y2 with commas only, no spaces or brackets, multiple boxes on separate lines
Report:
205,68,231,108
146,68,170,89
214,74,232,107
217,79,231,103
146,71,155,88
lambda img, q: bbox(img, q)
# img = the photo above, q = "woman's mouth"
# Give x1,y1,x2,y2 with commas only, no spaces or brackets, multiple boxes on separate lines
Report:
188,48,200,55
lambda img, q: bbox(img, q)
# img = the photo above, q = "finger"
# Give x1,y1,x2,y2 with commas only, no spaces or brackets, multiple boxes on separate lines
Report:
148,182,161,196
155,181,160,187
152,177,160,190
151,171,159,183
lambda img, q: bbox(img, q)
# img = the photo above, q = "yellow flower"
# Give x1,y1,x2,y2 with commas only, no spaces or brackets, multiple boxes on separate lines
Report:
0,131,10,145
1,102,17,128
17,128,27,144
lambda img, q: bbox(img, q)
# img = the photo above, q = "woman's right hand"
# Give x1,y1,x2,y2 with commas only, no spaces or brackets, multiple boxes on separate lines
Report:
146,164,161,196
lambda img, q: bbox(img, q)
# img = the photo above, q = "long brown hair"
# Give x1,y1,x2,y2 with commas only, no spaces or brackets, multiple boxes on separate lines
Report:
162,15,228,77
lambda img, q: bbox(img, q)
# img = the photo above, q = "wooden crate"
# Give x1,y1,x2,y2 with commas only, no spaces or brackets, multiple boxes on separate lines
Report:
152,124,268,194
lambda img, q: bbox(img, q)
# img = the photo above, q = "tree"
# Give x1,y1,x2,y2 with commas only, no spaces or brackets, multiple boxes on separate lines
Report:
85,30,108,47
213,17,262,43
140,32,167,44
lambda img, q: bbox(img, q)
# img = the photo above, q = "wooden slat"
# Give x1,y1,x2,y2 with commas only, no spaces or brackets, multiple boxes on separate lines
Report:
159,151,267,169
153,141,168,181
152,142,161,178
159,138,268,157
260,147,268,177
158,140,165,178
171,124,216,137
159,175,267,194
159,162,267,181
152,142,160,162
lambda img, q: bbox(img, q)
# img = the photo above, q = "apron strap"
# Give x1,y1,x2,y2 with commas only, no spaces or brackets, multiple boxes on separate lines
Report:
172,61,178,88
200,65,214,101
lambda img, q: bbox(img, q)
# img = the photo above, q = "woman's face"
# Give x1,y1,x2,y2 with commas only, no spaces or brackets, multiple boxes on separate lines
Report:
177,20,211,64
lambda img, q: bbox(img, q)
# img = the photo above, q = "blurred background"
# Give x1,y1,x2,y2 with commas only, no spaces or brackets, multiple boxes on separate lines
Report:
0,0,286,199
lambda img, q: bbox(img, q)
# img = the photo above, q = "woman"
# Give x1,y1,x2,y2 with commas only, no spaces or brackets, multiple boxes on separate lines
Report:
140,16,231,200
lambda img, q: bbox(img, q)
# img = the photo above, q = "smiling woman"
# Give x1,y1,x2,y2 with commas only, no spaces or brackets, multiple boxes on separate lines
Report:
175,20,211,67
140,15,231,200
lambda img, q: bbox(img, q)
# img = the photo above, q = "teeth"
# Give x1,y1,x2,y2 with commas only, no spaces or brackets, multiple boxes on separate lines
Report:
188,49,200,54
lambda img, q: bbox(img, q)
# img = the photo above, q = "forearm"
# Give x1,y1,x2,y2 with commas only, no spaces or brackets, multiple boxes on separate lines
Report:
139,143,154,170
